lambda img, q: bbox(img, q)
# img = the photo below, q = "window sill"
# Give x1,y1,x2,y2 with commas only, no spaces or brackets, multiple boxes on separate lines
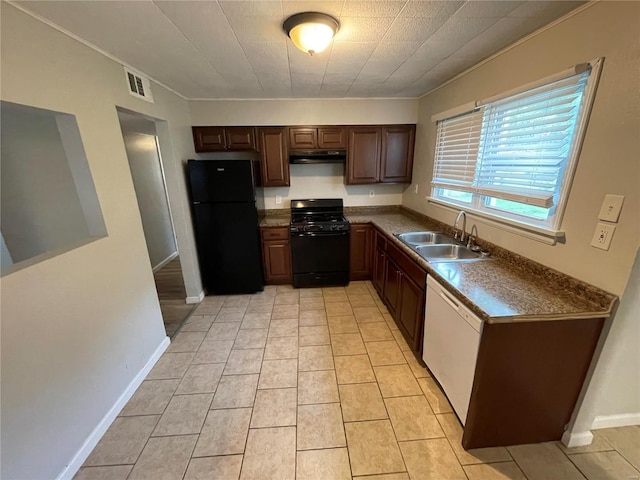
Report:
427,197,565,246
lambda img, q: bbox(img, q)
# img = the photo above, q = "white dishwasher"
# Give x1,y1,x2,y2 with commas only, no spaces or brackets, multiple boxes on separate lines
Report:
423,276,483,425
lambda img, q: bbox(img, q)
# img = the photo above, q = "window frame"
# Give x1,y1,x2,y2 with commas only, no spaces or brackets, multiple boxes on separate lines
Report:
428,58,603,243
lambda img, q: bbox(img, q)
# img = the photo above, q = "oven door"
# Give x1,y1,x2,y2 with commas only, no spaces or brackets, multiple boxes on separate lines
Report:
290,230,350,287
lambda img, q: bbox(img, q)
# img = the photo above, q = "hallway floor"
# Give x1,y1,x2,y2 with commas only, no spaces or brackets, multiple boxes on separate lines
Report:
153,256,195,337
75,282,640,480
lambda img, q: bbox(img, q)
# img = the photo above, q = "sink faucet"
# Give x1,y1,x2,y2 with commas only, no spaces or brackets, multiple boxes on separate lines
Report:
454,211,467,243
467,224,478,250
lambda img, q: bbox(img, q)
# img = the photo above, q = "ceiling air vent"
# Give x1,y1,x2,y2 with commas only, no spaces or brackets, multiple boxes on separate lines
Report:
124,67,154,103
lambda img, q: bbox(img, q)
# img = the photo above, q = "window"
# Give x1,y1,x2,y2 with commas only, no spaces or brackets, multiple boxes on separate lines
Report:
430,59,602,239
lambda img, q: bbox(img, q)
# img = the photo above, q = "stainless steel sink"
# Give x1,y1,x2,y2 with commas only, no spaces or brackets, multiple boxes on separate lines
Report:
414,244,482,262
396,232,454,246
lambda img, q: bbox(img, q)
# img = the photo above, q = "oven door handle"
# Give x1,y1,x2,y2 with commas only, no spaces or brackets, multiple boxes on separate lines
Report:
290,231,349,237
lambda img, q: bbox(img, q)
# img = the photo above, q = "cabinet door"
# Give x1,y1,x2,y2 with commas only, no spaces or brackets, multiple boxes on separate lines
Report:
318,127,346,149
226,127,256,151
384,258,401,315
398,274,425,353
373,248,386,295
258,127,289,187
262,240,292,284
192,126,226,152
346,127,381,184
381,125,415,183
350,224,373,281
289,127,317,149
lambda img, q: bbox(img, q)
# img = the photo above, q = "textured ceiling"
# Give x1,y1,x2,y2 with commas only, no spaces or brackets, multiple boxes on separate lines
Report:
15,0,585,99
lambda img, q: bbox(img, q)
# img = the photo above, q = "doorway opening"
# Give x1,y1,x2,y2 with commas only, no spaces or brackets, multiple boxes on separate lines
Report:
117,109,194,336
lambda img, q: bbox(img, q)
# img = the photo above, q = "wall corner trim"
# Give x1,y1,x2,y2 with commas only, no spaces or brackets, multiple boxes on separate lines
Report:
561,430,594,448
55,336,171,480
186,291,205,304
592,413,640,430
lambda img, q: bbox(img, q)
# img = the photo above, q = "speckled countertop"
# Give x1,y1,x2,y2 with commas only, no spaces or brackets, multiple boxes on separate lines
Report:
347,212,617,323
260,215,290,227
260,208,617,323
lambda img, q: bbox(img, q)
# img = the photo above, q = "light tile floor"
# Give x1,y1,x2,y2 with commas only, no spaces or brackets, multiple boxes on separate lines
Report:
75,282,640,480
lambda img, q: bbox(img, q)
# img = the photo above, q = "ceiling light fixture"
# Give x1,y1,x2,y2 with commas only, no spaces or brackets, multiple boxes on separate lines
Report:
283,12,339,56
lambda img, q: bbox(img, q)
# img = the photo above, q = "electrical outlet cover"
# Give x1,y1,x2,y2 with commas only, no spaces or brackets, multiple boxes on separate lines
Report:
598,194,624,222
590,222,616,250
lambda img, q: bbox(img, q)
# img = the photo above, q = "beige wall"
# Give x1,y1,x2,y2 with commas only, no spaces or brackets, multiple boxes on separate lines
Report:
0,4,197,479
405,1,639,297
189,98,418,209
404,1,640,436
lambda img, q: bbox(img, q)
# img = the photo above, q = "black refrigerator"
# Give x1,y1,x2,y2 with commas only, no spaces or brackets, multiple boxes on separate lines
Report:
187,159,265,295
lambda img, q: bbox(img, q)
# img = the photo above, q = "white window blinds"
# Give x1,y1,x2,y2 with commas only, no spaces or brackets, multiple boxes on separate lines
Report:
431,109,483,191
431,67,591,208
474,71,590,207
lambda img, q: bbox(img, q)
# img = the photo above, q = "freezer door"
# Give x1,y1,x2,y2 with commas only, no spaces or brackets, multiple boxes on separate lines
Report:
192,202,264,294
188,159,256,203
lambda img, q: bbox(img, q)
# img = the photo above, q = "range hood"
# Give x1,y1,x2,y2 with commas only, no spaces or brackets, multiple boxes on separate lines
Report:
289,150,346,164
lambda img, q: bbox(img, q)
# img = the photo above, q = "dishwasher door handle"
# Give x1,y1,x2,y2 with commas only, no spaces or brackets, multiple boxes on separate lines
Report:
437,287,460,311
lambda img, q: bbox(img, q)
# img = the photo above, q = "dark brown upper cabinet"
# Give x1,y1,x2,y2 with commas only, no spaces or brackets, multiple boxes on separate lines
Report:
289,126,347,150
289,127,317,149
318,127,347,149
381,125,415,183
258,127,289,187
347,127,381,184
192,126,256,152
346,125,415,185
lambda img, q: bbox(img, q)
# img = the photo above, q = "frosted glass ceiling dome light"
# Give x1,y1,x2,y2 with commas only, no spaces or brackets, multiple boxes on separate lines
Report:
283,12,339,56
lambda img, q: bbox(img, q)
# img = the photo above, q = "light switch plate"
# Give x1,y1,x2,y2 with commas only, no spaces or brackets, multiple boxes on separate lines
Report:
275,195,282,205
598,194,624,222
591,222,616,250
369,189,375,198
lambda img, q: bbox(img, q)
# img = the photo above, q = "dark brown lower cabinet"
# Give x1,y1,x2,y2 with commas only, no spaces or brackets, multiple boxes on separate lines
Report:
260,227,292,284
349,224,373,281
372,230,387,294
463,317,605,448
374,226,427,354
383,258,401,316
398,274,425,352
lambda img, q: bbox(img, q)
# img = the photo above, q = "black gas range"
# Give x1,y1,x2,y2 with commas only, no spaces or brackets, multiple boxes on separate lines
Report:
290,199,350,288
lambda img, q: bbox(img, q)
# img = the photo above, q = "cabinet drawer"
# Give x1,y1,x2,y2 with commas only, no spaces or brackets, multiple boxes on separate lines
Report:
387,241,426,287
261,227,289,241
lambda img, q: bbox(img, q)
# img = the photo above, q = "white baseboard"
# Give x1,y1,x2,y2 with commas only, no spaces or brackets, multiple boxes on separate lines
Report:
561,430,594,448
592,413,640,430
152,251,178,272
56,336,171,480
186,291,204,304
